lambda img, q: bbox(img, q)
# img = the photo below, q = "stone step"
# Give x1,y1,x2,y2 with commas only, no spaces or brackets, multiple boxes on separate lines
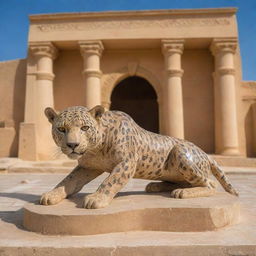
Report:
23,192,240,235
1,156,256,174
211,154,256,167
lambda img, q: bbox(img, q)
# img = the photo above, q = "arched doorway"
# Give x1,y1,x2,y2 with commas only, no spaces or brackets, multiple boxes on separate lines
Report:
110,76,159,133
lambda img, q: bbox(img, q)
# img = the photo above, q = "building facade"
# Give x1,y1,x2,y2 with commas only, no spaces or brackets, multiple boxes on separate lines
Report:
0,8,256,160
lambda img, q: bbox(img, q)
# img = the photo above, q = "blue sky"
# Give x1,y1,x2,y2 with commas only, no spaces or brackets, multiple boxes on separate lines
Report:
0,0,255,80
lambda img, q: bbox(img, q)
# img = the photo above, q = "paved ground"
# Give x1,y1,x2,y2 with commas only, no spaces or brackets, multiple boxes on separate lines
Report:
0,172,256,255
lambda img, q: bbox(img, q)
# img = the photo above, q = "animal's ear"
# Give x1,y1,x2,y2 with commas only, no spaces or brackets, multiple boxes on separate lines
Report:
89,105,105,120
45,107,57,124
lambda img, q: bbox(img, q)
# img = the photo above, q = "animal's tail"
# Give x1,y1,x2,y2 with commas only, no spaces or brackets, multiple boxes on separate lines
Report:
210,160,239,196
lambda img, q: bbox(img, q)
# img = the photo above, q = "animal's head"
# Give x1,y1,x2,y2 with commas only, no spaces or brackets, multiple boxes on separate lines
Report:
45,105,105,160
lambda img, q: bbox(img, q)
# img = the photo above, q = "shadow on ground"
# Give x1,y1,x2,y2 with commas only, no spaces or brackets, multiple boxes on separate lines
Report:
0,192,39,230
0,192,38,202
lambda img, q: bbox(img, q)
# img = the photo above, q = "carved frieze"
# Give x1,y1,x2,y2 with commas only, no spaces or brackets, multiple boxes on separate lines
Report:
36,17,230,32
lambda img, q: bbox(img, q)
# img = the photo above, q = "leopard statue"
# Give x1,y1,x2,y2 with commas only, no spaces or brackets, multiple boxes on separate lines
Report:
40,105,238,209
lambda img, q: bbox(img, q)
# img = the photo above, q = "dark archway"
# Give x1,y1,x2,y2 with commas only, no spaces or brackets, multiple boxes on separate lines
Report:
110,76,159,133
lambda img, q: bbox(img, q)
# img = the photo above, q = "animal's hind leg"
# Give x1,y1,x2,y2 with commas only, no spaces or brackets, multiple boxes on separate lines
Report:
145,181,191,193
171,186,216,199
167,145,217,199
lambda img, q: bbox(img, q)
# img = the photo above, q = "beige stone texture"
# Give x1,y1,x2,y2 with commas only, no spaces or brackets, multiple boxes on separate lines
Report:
18,123,37,160
54,50,84,109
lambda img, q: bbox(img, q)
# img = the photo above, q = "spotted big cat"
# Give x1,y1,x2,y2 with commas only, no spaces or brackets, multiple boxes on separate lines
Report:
40,105,238,209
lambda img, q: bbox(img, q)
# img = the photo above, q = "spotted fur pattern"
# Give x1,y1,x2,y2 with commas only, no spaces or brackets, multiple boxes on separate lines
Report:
40,105,239,209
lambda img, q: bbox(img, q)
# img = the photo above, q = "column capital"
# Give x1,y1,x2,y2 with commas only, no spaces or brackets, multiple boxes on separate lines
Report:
79,40,104,57
210,38,237,55
29,42,58,59
161,39,184,55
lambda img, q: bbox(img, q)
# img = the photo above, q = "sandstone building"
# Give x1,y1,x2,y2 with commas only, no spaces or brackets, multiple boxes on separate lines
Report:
0,8,256,160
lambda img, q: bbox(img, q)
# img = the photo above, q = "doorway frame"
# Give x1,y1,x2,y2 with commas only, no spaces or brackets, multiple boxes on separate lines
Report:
101,64,164,133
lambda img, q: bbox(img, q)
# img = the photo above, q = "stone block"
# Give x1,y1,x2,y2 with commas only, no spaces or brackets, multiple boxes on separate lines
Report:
0,127,16,157
18,122,37,161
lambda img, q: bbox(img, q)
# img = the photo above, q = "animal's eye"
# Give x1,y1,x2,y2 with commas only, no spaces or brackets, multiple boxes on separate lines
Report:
57,127,66,133
81,126,89,131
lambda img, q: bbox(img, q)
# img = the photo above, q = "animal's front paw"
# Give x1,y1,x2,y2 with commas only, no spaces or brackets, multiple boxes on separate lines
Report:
83,192,112,209
40,188,65,205
170,188,186,199
145,182,162,192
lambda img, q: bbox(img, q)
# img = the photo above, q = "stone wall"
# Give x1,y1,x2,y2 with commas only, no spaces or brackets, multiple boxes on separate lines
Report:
240,81,256,157
182,49,214,153
0,54,256,158
54,50,84,110
0,59,26,157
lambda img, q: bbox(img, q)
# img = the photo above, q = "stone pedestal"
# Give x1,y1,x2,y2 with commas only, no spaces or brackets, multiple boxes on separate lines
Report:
23,192,240,235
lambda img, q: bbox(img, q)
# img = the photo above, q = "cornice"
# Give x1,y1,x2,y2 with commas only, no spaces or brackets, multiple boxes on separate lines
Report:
29,8,237,22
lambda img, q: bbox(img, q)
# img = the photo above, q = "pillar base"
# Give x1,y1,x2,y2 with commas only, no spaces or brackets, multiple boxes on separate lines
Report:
218,147,240,156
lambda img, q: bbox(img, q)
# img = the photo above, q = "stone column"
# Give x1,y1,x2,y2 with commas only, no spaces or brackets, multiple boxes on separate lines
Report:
210,39,240,155
79,41,104,109
29,42,58,160
161,40,184,139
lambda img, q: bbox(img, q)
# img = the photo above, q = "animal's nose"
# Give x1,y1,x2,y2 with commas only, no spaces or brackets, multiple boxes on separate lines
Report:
67,143,79,150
